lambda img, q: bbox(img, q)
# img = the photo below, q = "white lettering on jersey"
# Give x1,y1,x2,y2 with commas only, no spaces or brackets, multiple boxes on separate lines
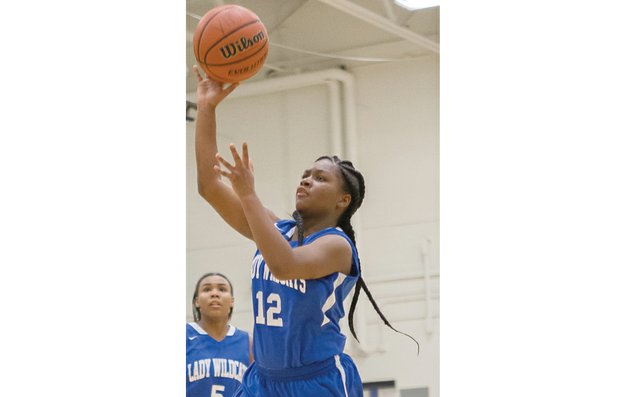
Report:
187,358,211,382
253,255,306,294
198,358,247,383
251,254,262,279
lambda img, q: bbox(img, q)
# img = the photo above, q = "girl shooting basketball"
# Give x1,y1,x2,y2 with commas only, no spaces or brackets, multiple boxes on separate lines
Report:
192,65,416,397
187,273,252,397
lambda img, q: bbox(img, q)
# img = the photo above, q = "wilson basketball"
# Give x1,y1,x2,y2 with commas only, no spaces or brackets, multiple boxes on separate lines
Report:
193,5,269,83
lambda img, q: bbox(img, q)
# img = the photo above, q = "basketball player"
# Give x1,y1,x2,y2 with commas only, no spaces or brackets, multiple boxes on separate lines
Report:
187,272,252,397
192,66,417,397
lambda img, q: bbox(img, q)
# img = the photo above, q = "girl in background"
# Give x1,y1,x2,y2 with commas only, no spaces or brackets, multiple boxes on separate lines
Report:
187,272,252,397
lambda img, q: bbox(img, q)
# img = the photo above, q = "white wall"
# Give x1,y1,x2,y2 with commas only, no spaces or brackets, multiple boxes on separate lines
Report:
186,54,439,396
350,56,439,396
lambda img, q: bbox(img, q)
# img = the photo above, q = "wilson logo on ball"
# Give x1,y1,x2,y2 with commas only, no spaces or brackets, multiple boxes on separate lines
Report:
219,31,266,59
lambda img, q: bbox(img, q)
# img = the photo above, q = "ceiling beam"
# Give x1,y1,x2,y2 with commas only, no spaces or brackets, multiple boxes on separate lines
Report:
317,0,439,54
380,0,398,23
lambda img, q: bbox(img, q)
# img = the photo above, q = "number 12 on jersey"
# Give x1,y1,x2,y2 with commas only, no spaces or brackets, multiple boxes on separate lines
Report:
255,291,283,327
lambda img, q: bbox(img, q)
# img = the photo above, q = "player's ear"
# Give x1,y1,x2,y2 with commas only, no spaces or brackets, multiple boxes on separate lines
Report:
337,193,352,209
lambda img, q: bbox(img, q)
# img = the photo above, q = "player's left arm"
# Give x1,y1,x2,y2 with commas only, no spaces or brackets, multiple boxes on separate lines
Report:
284,234,353,280
216,143,352,280
241,217,352,280
237,190,352,280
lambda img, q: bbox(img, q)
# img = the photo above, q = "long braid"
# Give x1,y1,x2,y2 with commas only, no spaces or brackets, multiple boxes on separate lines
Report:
317,156,420,354
357,278,420,353
292,210,305,246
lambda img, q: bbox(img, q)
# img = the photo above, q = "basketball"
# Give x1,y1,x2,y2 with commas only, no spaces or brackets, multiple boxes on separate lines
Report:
193,5,269,83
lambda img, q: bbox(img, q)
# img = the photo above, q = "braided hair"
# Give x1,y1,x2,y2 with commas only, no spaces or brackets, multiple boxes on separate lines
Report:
192,272,234,321
293,156,419,354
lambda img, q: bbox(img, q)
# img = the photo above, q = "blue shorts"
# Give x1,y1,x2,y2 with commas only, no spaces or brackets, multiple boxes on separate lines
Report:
232,353,362,397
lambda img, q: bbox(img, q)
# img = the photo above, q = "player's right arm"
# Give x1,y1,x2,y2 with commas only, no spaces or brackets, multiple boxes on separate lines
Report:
193,66,277,240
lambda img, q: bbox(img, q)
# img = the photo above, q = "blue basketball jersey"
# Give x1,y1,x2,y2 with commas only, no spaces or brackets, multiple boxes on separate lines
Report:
186,323,251,397
250,219,360,369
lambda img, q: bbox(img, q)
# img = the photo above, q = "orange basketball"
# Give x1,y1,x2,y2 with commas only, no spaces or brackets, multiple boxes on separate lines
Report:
193,5,269,83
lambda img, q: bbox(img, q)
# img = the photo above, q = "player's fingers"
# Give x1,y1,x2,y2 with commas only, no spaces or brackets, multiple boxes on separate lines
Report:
192,65,203,82
229,143,243,165
223,82,239,97
215,153,234,171
214,165,231,179
242,142,250,166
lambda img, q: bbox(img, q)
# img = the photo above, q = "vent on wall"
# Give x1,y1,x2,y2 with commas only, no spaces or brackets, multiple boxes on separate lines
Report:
363,380,396,397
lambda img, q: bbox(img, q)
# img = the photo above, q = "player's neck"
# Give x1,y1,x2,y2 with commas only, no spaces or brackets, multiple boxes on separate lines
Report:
199,318,229,341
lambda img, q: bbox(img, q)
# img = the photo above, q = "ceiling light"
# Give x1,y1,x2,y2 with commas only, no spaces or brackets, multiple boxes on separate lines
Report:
394,0,440,10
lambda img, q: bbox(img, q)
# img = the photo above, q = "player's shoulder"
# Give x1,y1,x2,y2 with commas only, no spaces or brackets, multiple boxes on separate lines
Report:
310,227,353,247
311,228,360,277
186,322,206,336
228,325,250,339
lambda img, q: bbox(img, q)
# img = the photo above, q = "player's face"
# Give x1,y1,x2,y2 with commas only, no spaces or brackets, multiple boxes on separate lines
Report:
295,159,349,215
195,275,234,322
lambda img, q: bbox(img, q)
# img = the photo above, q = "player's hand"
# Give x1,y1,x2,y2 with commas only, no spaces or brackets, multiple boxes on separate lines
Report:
214,142,256,198
193,65,238,109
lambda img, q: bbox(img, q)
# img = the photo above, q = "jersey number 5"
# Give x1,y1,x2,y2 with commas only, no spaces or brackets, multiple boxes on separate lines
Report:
255,291,283,327
211,385,225,397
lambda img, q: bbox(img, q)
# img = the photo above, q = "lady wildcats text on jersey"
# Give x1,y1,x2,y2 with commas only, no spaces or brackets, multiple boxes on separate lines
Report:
186,357,247,383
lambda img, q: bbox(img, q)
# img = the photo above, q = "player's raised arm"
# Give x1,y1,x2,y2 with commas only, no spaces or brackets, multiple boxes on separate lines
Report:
193,66,277,240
